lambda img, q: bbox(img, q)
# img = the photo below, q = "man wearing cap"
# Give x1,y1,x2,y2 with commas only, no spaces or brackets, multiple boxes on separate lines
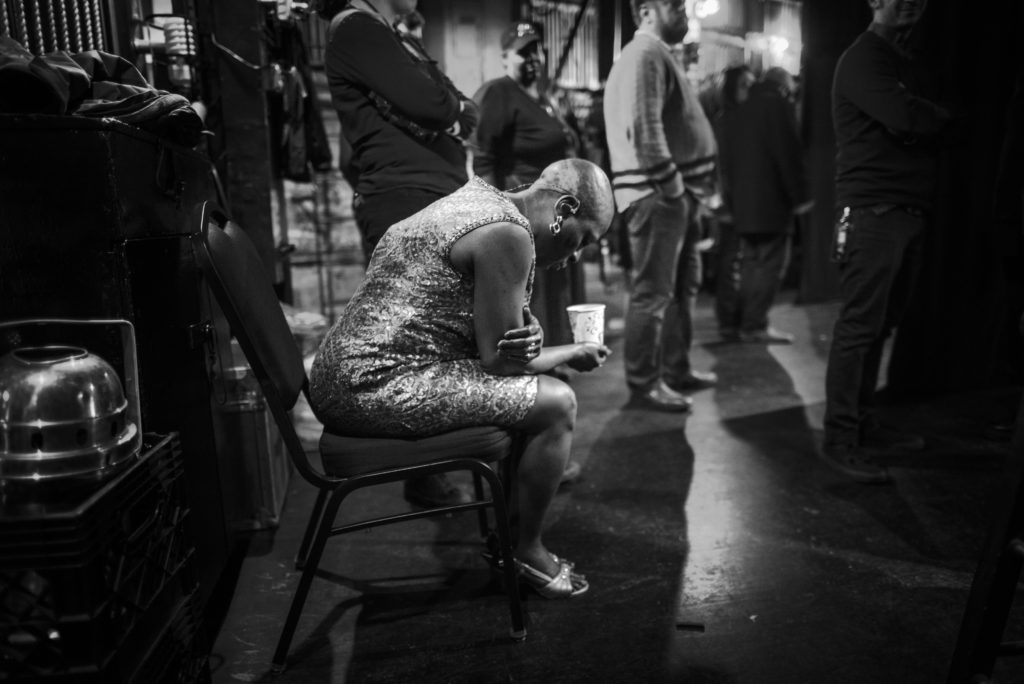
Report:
471,23,577,192
604,0,719,412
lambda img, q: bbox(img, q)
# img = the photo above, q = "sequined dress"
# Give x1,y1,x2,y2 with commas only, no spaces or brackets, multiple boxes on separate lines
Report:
309,177,538,437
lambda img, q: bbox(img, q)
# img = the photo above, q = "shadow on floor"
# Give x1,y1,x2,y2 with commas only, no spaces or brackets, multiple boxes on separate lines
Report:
209,291,1024,684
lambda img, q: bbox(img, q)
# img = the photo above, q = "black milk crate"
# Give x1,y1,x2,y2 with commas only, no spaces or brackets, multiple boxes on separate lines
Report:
131,590,211,684
0,433,197,681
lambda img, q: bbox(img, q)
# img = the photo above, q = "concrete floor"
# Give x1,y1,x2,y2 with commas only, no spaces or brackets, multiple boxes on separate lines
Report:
208,266,1023,684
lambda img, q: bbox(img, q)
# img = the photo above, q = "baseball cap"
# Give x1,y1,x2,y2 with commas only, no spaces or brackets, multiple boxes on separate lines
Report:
501,22,541,53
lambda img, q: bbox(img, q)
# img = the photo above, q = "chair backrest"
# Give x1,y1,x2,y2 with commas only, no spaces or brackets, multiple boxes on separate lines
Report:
192,202,329,486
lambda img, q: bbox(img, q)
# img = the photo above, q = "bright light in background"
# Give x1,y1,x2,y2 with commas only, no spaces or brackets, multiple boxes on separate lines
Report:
685,17,701,43
693,0,720,19
746,32,791,56
768,35,790,55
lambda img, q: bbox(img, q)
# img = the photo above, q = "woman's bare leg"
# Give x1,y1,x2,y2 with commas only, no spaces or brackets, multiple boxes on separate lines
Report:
512,375,576,576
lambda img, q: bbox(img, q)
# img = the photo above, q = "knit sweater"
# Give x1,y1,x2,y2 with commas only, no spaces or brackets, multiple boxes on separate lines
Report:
603,31,717,210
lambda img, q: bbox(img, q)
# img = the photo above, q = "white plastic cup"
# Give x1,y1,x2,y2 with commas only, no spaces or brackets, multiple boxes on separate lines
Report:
566,304,606,345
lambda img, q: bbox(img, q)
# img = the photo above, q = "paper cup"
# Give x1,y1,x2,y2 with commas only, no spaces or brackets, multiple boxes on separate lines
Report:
566,304,606,345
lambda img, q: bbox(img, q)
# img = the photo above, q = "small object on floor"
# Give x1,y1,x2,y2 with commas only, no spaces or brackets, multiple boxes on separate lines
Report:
403,473,472,508
560,459,582,486
676,621,706,632
861,424,925,451
631,380,693,413
739,327,795,344
818,443,889,484
516,558,589,598
669,369,718,392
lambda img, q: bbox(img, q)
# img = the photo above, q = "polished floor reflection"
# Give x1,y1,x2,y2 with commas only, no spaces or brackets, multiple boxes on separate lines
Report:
209,272,1022,684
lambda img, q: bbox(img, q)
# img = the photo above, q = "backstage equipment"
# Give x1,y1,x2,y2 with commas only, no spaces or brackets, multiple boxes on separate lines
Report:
0,322,206,681
0,433,208,682
0,319,143,511
209,338,291,531
0,346,138,484
0,115,229,617
132,13,199,95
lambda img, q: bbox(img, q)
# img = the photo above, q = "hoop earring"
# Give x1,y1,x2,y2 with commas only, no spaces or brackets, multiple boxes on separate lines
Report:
549,194,580,235
549,215,564,236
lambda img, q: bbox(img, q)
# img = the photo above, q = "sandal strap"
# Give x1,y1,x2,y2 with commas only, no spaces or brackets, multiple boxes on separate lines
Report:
515,559,589,598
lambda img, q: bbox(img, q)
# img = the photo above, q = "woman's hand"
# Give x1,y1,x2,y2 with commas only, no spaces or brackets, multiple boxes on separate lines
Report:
497,306,543,363
566,342,611,372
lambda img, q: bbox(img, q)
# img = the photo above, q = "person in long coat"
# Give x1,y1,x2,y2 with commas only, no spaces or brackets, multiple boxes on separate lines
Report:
719,67,810,343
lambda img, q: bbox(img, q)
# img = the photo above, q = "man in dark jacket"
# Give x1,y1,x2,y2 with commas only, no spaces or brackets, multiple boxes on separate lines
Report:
320,0,477,258
719,67,810,343
821,0,950,484
319,0,478,508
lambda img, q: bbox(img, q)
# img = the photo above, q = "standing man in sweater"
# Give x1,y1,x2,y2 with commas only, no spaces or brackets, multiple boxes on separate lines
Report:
821,0,949,483
604,0,718,412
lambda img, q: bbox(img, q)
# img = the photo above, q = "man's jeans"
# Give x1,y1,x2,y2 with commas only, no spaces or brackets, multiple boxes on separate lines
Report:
823,206,925,446
623,193,701,391
737,232,791,333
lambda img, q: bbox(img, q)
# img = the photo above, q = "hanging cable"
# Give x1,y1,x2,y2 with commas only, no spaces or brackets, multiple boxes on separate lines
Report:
210,33,262,70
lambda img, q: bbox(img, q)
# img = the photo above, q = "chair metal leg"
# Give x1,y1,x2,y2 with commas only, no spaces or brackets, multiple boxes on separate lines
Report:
272,489,346,672
501,443,521,547
472,470,490,539
479,465,527,640
295,487,328,570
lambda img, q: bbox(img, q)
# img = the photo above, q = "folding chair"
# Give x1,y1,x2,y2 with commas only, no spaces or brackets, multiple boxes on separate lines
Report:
190,202,527,673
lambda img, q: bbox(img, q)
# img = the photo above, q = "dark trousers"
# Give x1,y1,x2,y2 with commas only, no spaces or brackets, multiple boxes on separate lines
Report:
715,221,742,333
354,187,448,262
736,232,791,333
823,206,925,446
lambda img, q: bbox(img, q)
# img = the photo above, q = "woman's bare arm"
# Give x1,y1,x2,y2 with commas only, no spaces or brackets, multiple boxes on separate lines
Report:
450,222,605,376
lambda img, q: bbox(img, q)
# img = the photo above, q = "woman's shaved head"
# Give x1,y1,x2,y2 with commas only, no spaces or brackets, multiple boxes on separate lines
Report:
532,159,616,236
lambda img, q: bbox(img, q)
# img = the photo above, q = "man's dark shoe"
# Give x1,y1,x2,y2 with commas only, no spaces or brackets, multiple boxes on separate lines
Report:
631,380,693,413
669,370,718,392
404,473,472,508
819,443,889,484
861,424,925,451
739,327,795,344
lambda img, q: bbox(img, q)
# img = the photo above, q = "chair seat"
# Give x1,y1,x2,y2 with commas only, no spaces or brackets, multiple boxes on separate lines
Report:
319,425,514,478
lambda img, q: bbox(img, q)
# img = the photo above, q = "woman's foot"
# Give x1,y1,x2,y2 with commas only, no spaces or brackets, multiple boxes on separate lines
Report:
515,547,588,598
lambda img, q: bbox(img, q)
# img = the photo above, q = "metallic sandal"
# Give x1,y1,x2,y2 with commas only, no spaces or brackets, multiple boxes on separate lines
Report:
515,558,589,599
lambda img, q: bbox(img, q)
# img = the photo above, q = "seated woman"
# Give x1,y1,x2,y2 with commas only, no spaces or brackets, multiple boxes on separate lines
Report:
309,158,615,598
